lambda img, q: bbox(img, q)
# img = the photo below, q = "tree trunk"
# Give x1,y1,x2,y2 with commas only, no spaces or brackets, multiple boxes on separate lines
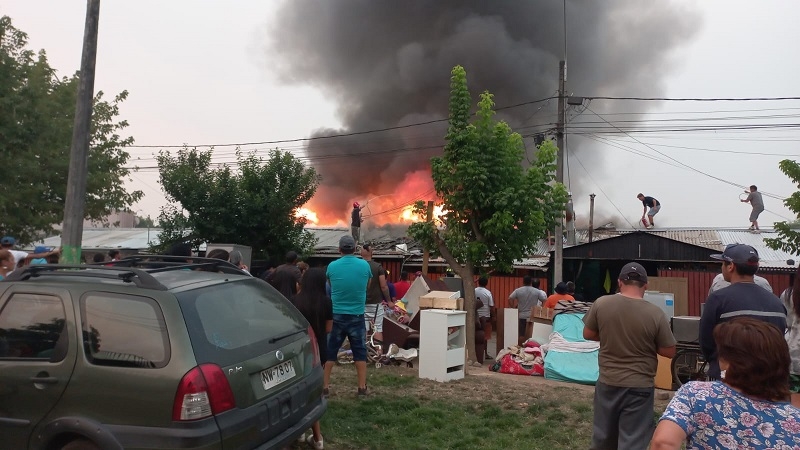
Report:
460,268,477,363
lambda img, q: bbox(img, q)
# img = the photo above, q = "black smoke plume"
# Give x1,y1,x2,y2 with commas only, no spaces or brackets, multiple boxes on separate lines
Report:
267,1,701,225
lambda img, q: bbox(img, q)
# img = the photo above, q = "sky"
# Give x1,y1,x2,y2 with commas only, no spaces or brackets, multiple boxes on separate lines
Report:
3,1,800,230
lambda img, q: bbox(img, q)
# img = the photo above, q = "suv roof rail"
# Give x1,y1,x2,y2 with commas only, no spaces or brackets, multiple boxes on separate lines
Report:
105,255,249,276
3,265,169,290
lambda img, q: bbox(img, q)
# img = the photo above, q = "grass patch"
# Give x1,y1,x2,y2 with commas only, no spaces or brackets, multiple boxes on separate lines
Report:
316,365,595,449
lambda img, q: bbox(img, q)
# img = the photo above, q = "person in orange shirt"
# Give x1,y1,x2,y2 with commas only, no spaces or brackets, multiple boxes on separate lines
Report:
544,282,575,309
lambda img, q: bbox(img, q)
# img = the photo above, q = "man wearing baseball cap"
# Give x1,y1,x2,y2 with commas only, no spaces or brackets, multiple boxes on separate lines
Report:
583,262,676,449
700,244,787,379
324,235,372,397
1,236,60,268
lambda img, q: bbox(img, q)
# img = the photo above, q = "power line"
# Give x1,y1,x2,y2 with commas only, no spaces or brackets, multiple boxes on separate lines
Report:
584,105,789,202
587,96,800,102
126,95,558,149
594,137,800,157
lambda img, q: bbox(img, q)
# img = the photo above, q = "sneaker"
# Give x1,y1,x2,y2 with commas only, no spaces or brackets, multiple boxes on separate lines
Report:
748,225,755,230
357,386,368,398
297,430,310,445
306,434,324,450
322,388,329,398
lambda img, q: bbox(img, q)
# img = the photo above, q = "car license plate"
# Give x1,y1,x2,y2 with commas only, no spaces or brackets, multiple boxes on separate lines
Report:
261,361,296,391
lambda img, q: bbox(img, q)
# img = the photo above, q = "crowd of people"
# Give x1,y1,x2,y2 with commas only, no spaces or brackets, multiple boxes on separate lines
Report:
578,245,799,449
4,228,799,449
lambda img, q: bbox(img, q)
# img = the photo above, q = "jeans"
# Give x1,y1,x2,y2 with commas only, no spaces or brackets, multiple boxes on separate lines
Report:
326,313,367,362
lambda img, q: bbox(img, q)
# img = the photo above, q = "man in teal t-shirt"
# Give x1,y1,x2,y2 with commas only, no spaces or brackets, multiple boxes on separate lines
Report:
324,235,372,397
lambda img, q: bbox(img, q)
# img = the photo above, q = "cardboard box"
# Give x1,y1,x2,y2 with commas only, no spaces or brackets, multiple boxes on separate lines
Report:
419,291,463,310
529,306,555,323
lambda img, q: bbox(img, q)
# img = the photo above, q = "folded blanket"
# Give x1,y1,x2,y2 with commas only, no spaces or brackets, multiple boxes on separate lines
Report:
541,332,599,353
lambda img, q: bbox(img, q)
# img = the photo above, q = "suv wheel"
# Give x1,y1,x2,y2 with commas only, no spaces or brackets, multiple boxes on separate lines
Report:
61,439,101,450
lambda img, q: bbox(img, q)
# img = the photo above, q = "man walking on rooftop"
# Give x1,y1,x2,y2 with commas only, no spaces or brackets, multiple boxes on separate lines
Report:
637,193,660,229
741,185,765,231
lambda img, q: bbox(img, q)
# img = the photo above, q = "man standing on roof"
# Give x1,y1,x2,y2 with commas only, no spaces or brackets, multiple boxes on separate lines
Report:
637,193,660,229
351,202,363,245
700,244,786,380
741,185,765,232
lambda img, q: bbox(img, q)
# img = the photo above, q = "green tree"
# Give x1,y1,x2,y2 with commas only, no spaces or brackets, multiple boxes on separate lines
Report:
135,214,156,228
0,16,141,244
408,66,568,362
155,147,320,260
765,159,800,253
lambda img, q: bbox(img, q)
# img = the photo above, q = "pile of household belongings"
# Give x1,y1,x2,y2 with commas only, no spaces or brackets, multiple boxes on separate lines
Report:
490,341,545,376
541,301,599,385
491,300,599,384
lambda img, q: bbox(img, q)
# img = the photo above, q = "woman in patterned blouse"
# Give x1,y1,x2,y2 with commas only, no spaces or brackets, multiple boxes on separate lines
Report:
651,317,800,449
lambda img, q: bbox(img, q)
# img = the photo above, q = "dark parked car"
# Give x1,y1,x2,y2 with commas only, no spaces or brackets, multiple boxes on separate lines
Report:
0,256,326,449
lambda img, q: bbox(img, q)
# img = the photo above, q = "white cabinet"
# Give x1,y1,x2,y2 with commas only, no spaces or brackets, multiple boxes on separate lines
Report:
502,308,519,350
419,309,466,382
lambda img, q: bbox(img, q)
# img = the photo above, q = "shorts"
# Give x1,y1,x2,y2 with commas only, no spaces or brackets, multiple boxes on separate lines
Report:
749,207,764,222
365,303,385,333
647,204,661,217
326,313,367,362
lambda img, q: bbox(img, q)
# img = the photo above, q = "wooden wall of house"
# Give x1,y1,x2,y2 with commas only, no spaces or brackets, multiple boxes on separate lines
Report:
658,269,791,316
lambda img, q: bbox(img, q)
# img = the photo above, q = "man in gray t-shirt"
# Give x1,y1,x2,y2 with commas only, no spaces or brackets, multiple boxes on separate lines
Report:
509,276,547,338
741,184,765,231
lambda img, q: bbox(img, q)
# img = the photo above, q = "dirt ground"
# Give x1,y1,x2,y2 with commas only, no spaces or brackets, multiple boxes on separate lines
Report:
329,358,673,411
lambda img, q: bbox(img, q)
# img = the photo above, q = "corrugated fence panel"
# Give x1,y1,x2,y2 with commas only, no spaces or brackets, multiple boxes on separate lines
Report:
659,269,792,317
381,260,402,282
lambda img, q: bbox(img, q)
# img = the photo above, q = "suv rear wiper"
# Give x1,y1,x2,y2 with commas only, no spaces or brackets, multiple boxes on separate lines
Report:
268,328,305,344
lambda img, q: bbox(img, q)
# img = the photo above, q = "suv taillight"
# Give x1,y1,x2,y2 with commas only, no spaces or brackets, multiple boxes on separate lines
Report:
308,326,320,368
173,364,236,421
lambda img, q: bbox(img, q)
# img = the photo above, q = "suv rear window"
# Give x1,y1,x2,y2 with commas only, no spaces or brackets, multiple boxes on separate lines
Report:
176,279,307,367
81,293,170,369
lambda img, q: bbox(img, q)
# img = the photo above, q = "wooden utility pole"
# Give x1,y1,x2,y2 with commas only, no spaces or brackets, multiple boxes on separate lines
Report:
61,0,100,264
421,200,434,276
554,60,566,285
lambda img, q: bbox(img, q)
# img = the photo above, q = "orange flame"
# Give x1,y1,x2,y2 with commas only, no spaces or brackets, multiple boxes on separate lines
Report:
303,170,438,226
296,207,319,225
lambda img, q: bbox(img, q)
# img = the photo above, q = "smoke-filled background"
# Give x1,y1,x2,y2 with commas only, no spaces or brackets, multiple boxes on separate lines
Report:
267,1,701,227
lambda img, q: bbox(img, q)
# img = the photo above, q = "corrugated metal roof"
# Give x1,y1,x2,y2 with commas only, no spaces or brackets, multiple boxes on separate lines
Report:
618,229,723,250
27,228,162,250
715,229,798,269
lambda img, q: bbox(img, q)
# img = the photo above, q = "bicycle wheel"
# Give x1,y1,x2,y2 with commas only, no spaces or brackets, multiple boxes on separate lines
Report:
671,348,705,387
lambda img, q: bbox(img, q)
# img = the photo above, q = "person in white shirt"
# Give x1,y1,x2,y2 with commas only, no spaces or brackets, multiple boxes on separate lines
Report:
475,276,494,359
0,236,59,268
708,272,772,295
